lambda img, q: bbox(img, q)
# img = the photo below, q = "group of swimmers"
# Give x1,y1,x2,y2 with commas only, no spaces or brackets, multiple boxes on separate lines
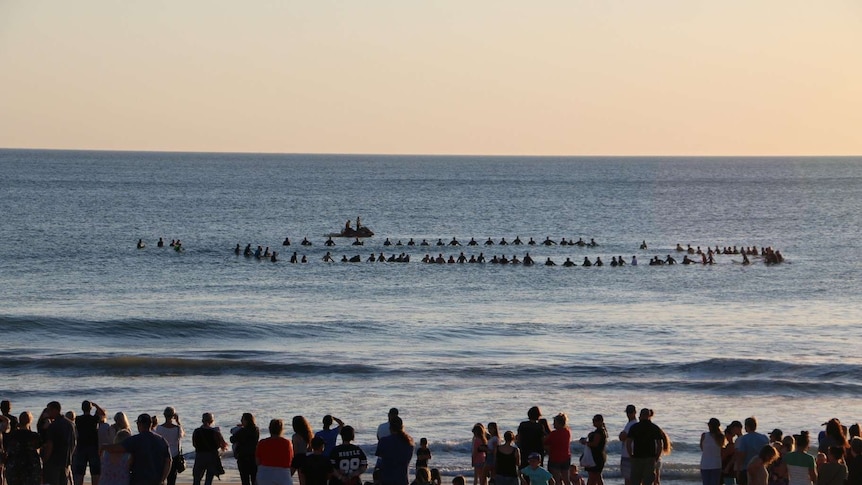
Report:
383,237,599,248
271,237,784,267
233,245,311,263
235,249,785,267
136,238,184,252
675,244,785,265
288,236,601,248
138,236,785,267
412,253,619,266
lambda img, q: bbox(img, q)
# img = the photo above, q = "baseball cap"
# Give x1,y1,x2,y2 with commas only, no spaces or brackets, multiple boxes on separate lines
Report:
528,452,541,460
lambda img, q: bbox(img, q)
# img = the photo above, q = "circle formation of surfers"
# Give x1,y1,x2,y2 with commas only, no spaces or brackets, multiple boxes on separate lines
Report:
137,235,785,266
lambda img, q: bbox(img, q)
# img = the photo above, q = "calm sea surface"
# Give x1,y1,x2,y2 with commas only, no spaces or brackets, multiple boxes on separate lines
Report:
2,149,861,482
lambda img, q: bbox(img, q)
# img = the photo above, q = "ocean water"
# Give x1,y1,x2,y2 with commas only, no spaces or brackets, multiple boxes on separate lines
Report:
2,149,861,483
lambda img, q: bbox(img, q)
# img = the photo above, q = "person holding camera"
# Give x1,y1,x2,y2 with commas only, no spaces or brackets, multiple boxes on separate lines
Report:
193,413,229,485
155,407,185,485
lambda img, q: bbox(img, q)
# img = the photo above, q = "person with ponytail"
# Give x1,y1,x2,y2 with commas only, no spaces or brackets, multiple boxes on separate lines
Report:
701,418,725,485
376,417,414,485
784,432,816,485
578,415,607,485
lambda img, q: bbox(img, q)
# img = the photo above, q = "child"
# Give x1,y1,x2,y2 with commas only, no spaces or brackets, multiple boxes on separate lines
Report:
568,465,585,485
453,477,467,485
431,469,442,485
301,436,334,485
412,468,432,485
417,437,432,470
520,453,554,485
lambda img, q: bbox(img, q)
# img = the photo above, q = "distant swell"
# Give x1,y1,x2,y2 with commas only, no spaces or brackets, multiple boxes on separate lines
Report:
0,315,373,340
564,378,862,396
552,357,862,382
1,354,379,377
1,347,859,396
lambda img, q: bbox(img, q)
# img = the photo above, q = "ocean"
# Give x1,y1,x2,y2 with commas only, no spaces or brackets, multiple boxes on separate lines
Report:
2,149,861,483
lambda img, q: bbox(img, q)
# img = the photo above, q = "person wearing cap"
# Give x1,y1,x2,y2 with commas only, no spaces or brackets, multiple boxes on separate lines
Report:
619,405,638,485
701,418,725,485
735,418,769,485
120,413,172,485
721,421,743,485
520,452,554,485
770,430,784,445
193,413,229,485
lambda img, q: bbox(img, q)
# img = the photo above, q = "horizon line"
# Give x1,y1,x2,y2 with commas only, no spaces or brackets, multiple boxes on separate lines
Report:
1,146,860,158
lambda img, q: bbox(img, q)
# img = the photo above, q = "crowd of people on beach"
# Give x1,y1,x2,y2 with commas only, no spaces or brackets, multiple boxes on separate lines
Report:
2,400,856,485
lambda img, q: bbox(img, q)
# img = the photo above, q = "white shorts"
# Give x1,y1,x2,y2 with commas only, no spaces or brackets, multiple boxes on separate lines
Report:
256,466,293,485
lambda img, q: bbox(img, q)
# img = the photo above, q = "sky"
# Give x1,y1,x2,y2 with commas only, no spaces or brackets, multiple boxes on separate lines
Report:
1,0,860,156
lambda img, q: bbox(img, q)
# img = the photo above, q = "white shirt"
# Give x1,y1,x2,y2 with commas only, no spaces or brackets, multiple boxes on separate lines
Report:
155,424,184,457
620,419,637,458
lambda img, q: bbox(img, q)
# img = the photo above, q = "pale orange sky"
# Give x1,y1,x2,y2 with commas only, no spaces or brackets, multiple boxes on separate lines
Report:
1,0,860,155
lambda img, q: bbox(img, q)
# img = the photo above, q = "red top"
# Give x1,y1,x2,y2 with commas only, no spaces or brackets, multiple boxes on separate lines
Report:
256,436,294,468
545,428,572,463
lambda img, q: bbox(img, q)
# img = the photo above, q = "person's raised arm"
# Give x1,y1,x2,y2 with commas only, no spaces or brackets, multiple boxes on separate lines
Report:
333,417,345,431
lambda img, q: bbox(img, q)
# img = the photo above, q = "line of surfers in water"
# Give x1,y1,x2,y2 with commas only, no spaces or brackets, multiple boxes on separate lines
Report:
135,234,783,266
283,236,603,248
230,240,785,266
